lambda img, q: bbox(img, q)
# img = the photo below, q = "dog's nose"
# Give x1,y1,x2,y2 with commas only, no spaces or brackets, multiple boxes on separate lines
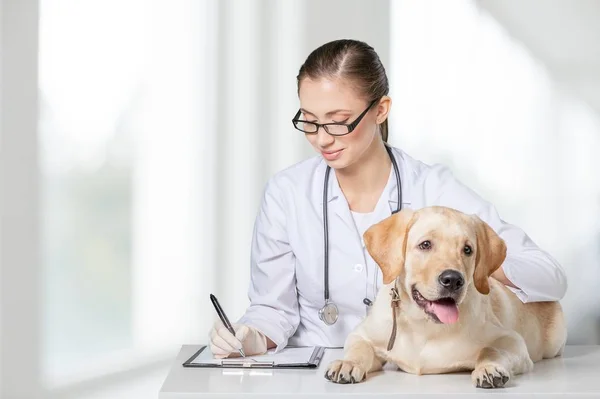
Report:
438,270,464,292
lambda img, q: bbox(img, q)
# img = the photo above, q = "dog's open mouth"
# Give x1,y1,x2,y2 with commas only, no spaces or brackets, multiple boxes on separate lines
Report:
412,287,459,324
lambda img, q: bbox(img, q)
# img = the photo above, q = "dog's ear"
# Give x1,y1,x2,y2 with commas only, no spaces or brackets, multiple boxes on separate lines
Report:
472,215,507,295
363,209,416,284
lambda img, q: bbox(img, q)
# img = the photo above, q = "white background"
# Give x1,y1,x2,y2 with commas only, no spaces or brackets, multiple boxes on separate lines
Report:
1,0,599,397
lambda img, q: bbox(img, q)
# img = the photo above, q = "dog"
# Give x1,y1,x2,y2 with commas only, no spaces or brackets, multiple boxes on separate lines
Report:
324,206,566,388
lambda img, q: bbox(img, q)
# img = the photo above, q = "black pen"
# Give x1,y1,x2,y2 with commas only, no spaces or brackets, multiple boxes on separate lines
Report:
210,294,246,357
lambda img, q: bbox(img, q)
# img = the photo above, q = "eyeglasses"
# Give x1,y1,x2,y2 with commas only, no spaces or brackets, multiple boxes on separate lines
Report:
291,99,378,136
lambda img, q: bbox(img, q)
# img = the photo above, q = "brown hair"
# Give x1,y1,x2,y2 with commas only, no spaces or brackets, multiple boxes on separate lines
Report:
296,39,390,142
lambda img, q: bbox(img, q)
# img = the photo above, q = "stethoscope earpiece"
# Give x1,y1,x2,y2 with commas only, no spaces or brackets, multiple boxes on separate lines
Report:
320,145,402,325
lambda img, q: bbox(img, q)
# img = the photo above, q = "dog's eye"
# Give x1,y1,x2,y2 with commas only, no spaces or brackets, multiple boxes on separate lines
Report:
463,245,473,256
418,240,431,250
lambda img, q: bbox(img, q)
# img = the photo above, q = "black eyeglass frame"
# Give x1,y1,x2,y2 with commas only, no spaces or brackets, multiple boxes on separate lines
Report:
291,99,378,136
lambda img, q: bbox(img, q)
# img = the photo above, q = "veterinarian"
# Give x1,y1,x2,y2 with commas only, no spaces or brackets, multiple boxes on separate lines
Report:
208,39,568,358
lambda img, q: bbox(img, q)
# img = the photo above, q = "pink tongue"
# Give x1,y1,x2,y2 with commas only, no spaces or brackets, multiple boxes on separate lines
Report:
427,301,459,324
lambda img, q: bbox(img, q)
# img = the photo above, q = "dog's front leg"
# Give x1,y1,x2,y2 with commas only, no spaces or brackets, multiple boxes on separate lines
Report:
325,333,384,384
472,334,534,389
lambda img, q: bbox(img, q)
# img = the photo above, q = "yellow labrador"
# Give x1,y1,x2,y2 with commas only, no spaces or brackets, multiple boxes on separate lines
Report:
325,206,566,389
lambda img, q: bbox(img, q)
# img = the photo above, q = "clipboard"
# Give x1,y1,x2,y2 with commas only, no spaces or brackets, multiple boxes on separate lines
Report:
182,345,325,369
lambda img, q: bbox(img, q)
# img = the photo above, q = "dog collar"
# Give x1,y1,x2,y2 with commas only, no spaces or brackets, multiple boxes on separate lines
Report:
387,286,401,351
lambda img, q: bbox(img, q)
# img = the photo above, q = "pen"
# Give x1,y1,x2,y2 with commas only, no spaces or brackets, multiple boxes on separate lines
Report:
210,294,246,358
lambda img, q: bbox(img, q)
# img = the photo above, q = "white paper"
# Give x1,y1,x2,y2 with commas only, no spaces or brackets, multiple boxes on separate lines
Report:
190,346,317,365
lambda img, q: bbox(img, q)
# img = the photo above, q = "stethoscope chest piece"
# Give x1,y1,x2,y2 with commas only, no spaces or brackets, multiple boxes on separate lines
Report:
318,300,339,325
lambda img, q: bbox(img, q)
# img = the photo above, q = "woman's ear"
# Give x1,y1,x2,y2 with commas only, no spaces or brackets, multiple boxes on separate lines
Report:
363,208,415,284
376,95,392,124
471,215,507,295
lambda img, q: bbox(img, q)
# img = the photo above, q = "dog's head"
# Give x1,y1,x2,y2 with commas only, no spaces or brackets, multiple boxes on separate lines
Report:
363,206,506,324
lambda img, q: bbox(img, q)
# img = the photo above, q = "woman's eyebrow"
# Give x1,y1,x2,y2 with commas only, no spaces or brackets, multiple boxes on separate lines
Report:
300,108,353,118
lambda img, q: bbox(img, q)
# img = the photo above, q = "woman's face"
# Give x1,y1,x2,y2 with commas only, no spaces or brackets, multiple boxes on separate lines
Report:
298,77,388,170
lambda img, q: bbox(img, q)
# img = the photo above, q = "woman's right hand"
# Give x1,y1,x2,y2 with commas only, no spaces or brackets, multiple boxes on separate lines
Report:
209,321,269,358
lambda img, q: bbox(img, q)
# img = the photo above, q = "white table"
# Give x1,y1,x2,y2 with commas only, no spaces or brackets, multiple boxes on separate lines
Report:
159,345,600,398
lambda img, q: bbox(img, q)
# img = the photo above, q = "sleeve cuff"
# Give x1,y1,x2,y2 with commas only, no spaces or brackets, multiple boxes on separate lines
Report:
237,313,295,353
500,255,568,303
505,285,530,303
501,258,530,303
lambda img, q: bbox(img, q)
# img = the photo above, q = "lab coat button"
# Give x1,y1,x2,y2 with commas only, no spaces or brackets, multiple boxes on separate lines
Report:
354,264,364,272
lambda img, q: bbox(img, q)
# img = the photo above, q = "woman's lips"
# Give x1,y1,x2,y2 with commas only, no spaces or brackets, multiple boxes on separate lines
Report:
321,149,343,161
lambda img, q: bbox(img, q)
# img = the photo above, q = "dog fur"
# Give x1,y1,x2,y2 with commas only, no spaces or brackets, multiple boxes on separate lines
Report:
324,206,566,388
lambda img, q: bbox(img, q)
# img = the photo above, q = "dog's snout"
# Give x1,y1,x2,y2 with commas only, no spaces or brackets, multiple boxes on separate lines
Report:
438,270,464,292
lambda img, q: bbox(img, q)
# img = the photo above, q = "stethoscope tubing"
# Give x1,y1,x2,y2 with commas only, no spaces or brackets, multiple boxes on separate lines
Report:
321,145,402,318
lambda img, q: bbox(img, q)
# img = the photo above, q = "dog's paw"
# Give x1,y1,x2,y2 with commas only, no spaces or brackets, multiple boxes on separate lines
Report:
472,364,510,389
324,360,366,384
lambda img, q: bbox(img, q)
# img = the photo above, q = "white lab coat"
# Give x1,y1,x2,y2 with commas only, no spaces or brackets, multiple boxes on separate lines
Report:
237,146,567,350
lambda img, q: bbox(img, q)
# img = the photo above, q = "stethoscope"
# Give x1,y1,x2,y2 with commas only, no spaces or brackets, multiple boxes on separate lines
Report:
318,145,402,325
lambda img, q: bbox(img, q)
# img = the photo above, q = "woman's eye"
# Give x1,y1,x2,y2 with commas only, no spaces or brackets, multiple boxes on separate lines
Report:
463,245,473,256
418,240,431,250
332,119,349,124
300,114,317,123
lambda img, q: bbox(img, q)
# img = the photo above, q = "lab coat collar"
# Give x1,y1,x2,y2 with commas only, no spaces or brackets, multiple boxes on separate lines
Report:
323,168,354,232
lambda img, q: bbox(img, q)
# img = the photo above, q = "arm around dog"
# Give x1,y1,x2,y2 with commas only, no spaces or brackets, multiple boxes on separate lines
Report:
420,164,567,303
236,177,300,351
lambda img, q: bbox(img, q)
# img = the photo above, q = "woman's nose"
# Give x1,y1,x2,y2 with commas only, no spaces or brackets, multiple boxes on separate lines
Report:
316,127,334,147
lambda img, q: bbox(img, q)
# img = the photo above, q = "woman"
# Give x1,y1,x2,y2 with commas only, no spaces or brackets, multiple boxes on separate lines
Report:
209,39,567,358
